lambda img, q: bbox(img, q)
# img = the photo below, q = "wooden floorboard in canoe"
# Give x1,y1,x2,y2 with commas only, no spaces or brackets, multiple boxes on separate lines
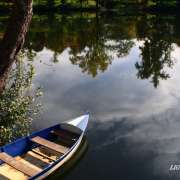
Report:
0,164,28,180
0,152,40,177
32,146,62,161
31,136,69,154
15,156,43,172
0,150,54,180
27,151,53,164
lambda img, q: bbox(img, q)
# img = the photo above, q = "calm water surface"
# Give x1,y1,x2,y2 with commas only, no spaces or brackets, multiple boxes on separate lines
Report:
1,12,180,180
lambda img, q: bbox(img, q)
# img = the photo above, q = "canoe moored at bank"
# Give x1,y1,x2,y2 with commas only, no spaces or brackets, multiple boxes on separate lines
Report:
0,113,89,180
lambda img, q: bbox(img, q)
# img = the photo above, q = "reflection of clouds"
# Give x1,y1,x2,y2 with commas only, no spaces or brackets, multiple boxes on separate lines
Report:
31,44,180,126
30,42,180,179
88,113,180,180
93,107,180,153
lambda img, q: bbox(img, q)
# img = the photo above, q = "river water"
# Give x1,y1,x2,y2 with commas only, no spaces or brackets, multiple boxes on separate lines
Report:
1,12,180,180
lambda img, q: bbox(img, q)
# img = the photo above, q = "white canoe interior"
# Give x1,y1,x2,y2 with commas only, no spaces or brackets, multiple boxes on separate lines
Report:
0,114,89,180
68,114,89,132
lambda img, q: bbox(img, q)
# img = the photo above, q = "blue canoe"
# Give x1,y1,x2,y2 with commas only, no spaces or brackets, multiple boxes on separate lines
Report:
0,114,89,180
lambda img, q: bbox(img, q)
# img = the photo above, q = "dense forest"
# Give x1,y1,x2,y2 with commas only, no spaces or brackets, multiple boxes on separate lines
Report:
0,0,179,11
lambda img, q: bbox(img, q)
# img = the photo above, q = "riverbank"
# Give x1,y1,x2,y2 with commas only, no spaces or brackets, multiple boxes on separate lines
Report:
0,3,179,15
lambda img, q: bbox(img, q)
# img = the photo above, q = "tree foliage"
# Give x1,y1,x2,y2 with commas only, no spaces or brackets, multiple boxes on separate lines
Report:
0,53,42,145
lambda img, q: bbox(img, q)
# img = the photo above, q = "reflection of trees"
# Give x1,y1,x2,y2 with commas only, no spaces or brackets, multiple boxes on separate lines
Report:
69,14,113,77
107,40,134,58
68,15,135,77
23,13,180,82
25,14,134,77
136,39,173,87
70,43,112,77
135,15,175,87
23,12,180,83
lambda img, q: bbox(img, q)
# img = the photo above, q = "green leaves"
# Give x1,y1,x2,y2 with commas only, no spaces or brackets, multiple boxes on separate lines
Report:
0,52,42,145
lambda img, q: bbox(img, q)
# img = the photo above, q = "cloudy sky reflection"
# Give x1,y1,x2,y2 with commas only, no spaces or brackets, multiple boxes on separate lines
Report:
30,41,180,180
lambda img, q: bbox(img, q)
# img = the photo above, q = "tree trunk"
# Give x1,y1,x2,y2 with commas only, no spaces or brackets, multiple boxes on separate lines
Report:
0,0,33,93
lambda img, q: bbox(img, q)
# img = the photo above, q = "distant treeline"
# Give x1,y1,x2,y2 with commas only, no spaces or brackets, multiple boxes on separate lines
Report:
0,0,179,11
32,0,180,9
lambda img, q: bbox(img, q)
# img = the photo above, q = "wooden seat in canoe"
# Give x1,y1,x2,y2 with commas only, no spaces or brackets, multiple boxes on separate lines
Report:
0,152,40,177
31,136,69,154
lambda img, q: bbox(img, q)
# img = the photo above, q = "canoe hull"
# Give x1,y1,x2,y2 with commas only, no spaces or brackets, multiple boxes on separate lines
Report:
0,114,89,180
30,114,89,179
35,133,84,180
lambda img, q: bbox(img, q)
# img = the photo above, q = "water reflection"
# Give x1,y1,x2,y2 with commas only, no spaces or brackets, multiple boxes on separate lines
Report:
69,42,112,77
20,12,180,180
1,10,180,180
21,13,180,86
24,14,136,77
136,15,176,87
76,117,180,180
